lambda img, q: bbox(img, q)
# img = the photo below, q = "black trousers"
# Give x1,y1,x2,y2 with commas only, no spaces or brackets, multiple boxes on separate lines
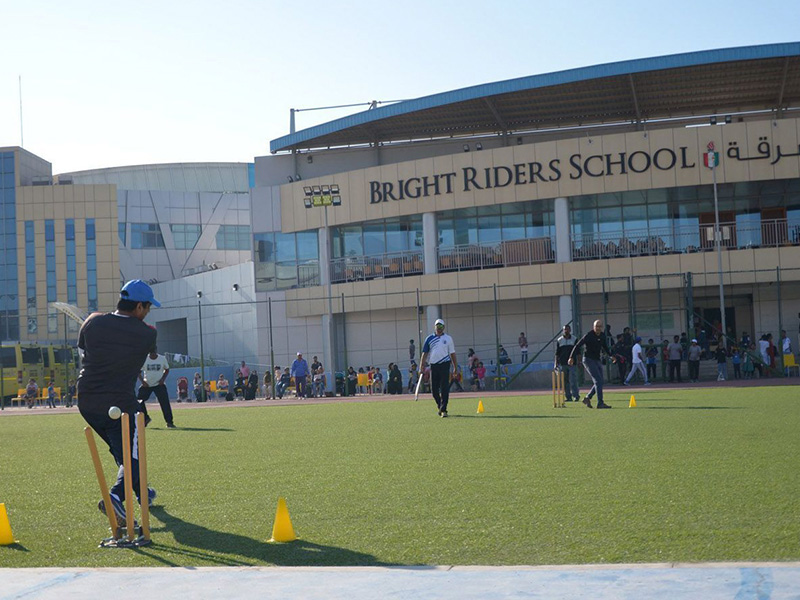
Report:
669,360,682,382
688,360,700,381
80,404,141,503
137,384,174,426
430,362,451,412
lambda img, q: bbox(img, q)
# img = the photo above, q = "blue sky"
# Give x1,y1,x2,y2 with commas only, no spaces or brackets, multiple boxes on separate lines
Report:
0,0,797,173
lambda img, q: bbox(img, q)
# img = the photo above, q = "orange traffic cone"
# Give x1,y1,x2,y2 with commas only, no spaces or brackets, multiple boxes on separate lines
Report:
0,503,16,545
269,497,296,543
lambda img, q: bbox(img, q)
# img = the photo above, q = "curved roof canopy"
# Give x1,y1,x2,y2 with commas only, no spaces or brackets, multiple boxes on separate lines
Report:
270,43,800,154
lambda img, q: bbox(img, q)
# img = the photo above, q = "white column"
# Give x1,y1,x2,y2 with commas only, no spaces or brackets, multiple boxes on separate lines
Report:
422,212,441,334
554,197,571,263
559,295,573,330
422,212,438,275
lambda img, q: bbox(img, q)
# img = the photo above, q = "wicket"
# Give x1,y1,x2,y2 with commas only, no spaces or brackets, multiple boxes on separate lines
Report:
84,411,151,548
552,369,565,408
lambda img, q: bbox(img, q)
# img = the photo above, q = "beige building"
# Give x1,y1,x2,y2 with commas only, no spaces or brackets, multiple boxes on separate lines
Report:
0,147,119,344
250,43,800,377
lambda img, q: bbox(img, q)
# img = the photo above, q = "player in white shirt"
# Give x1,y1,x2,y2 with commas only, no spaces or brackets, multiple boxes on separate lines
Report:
137,349,176,428
419,319,458,418
624,336,650,386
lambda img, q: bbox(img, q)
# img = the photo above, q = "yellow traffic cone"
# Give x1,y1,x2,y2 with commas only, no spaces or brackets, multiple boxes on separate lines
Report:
629,395,637,408
477,400,485,414
0,503,16,545
269,497,296,543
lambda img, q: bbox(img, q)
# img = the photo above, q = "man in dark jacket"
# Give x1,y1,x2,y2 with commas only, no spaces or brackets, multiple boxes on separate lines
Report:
568,319,613,409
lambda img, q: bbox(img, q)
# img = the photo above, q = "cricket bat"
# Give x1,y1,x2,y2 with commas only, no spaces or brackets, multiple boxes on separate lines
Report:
414,370,423,401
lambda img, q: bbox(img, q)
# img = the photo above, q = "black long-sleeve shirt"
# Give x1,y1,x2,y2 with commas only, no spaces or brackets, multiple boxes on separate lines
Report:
570,330,611,362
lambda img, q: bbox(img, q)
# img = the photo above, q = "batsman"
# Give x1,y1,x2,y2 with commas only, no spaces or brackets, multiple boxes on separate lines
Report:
77,280,160,525
418,318,458,418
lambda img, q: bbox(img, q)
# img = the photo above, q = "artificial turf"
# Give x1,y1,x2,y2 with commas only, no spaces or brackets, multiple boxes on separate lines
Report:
1,386,798,567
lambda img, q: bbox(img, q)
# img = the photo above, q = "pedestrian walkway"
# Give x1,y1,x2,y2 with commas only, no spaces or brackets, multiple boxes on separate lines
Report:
2,562,799,599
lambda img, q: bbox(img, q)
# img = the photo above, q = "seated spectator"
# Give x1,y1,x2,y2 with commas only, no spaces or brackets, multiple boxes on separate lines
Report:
312,366,326,397
347,366,358,396
372,367,384,394
263,370,273,399
276,368,291,399
233,369,245,399
467,348,480,371
176,376,189,403
217,374,230,400
25,378,38,409
193,372,203,402
449,365,464,392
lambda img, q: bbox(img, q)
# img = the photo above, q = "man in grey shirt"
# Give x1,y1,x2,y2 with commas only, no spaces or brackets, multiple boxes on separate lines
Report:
687,338,702,382
668,335,683,383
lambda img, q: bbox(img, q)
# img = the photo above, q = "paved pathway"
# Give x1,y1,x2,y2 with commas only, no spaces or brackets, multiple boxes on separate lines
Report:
3,563,800,599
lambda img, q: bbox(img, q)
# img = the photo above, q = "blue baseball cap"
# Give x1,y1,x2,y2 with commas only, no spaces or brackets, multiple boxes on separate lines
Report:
120,280,161,307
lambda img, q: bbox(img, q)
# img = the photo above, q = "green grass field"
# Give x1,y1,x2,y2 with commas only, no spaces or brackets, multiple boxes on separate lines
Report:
1,386,799,567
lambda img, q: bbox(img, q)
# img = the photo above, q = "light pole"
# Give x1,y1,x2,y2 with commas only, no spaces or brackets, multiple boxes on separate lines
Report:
706,142,727,348
197,291,206,401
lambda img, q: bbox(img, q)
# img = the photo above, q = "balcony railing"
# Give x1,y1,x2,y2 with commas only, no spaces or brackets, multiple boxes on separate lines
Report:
330,250,424,283
438,238,555,272
571,219,800,261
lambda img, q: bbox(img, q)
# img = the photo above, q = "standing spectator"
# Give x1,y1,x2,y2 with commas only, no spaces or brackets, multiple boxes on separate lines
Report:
407,363,418,393
239,361,250,380
65,380,76,408
740,331,751,352
476,362,486,390
624,337,649,385
25,377,38,409
176,376,189,403
498,345,511,365
554,324,579,402
263,370,273,399
409,339,416,365
679,332,689,360
758,335,770,375
310,356,322,375
419,318,458,418
388,363,403,395
193,372,204,402
667,335,683,383
645,339,658,382
291,352,309,398
245,369,259,400
347,366,358,396
742,349,755,379
687,339,701,383
715,344,728,381
137,349,176,428
467,348,480,371
372,367,384,394
568,319,613,409
519,332,528,364
611,334,628,383
46,381,57,408
660,340,670,382
276,368,291,399
781,329,792,360
731,347,742,379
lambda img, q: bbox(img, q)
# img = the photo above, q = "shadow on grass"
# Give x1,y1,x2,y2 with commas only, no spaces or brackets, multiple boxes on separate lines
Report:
1,543,29,552
150,427,235,432
642,406,743,410
142,505,394,567
452,414,575,419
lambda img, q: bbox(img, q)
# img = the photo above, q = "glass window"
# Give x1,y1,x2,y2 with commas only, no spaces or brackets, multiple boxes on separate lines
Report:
363,224,385,255
131,223,165,249
171,224,201,250
385,222,406,253
118,223,126,245
86,220,96,240
342,226,363,257
296,231,318,261
501,213,526,241
274,233,297,261
216,225,250,250
478,215,501,244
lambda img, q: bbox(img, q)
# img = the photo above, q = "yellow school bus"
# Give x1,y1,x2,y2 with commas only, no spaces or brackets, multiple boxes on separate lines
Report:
0,344,79,401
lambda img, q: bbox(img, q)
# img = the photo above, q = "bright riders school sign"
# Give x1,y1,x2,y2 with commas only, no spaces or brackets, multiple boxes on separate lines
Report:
369,146,698,203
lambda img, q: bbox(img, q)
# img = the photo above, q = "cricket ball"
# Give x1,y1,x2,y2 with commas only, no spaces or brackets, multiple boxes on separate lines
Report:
108,406,122,420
